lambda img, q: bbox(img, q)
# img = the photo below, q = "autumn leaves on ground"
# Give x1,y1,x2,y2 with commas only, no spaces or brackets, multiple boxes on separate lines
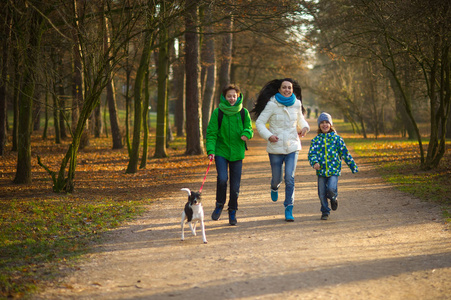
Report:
1,129,450,298
0,133,209,298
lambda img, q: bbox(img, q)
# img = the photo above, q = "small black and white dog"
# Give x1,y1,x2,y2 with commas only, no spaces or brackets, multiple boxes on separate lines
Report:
181,188,207,244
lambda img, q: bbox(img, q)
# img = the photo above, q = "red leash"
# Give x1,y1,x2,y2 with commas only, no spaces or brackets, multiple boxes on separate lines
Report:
199,158,213,193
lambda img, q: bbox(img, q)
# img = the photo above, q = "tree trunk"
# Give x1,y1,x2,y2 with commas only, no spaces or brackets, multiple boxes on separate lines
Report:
94,103,102,138
125,60,132,154
42,90,49,140
140,69,150,169
71,0,84,139
14,6,43,184
33,93,41,131
52,82,61,144
126,18,155,173
0,9,10,156
201,6,216,138
155,20,169,158
58,82,67,139
425,36,450,169
185,0,204,155
216,13,233,106
103,10,122,149
173,39,185,137
12,51,19,151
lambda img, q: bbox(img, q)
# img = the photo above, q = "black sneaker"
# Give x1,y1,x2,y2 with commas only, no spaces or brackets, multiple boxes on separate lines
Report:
330,199,338,211
321,214,329,220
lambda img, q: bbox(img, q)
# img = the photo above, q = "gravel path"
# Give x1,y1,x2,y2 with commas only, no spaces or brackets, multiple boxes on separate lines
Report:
35,135,451,300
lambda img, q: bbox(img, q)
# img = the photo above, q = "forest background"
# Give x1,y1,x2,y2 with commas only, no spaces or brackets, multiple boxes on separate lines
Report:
0,0,450,298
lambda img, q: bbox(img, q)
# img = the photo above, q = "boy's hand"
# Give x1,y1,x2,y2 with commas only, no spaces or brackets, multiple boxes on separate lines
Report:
208,154,215,161
241,136,249,142
313,163,320,170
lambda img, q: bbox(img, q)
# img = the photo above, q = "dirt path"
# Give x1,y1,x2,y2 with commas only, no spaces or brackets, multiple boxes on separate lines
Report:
35,136,451,300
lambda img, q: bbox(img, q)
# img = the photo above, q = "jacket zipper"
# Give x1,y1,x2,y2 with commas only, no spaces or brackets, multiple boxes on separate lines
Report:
324,135,329,176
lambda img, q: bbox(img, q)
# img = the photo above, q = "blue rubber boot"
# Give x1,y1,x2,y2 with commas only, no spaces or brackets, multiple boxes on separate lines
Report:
285,205,294,222
271,189,278,202
228,209,237,226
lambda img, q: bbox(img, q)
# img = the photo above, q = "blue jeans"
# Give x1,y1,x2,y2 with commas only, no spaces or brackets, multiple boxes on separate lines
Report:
215,156,243,211
317,175,338,214
268,151,299,207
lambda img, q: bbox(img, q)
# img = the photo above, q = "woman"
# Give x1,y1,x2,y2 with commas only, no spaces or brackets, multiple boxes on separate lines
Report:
251,78,309,222
206,84,253,225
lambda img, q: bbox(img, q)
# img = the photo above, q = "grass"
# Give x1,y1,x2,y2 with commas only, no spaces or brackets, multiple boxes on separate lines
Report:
0,198,144,298
336,121,451,224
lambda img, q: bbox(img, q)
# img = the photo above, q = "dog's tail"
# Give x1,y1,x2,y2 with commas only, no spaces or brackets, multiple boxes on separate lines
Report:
181,188,191,196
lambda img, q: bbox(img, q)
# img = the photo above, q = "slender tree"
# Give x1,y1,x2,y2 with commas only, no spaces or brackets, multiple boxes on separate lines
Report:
126,4,156,173
173,38,185,137
154,3,169,158
14,2,44,184
0,4,11,156
184,0,204,155
103,6,122,149
200,5,216,138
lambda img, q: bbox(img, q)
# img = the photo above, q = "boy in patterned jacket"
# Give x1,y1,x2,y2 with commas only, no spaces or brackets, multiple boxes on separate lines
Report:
308,112,358,220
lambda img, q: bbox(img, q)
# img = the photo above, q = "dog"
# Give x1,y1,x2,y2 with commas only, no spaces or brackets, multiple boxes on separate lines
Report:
181,188,207,244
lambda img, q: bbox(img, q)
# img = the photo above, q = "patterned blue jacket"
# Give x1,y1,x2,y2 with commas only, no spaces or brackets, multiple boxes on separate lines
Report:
308,131,358,177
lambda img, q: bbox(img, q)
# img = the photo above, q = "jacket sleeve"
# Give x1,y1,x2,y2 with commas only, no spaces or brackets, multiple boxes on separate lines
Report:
308,137,320,167
206,109,219,155
339,138,358,173
242,109,254,140
255,102,275,141
297,102,310,132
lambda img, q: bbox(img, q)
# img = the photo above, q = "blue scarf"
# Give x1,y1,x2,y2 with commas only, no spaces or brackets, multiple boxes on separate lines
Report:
275,92,296,106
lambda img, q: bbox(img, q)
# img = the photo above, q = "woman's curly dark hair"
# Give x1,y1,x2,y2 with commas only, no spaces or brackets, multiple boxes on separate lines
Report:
250,78,305,120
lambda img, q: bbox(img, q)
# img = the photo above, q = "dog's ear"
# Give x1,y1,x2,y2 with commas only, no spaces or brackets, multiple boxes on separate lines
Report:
181,188,191,196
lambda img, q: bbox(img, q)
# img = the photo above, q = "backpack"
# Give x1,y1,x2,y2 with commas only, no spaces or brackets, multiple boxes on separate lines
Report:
217,108,248,150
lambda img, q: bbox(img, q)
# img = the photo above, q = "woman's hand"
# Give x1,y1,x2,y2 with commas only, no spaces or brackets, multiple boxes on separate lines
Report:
241,136,249,142
298,127,309,137
208,154,215,161
268,135,279,143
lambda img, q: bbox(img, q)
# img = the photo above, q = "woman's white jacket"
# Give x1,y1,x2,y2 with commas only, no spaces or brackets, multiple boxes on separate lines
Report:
256,96,310,154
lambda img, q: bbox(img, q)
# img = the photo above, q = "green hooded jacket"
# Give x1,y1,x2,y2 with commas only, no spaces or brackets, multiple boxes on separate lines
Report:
206,93,253,161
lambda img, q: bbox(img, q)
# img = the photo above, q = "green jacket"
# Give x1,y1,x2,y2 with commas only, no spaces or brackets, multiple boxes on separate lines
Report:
206,94,253,161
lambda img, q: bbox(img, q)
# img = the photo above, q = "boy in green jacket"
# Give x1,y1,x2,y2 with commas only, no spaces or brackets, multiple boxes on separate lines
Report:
206,85,254,225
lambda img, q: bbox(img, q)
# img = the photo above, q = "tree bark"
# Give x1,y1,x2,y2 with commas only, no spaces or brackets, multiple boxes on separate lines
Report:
154,15,169,158
103,10,122,149
173,39,185,137
0,9,10,156
14,5,43,184
11,50,19,151
216,13,233,106
140,68,150,169
201,6,216,138
184,0,204,155
126,11,155,173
